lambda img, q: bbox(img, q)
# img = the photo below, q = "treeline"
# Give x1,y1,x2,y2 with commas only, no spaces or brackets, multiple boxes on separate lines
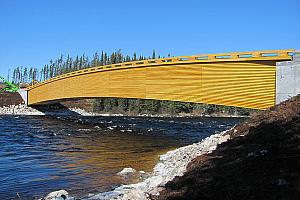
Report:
92,98,254,116
10,50,160,84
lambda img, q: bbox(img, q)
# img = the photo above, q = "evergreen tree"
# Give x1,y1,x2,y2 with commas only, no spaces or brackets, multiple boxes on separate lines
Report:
152,50,156,59
91,52,99,67
23,67,28,83
133,52,137,61
7,69,10,81
100,51,104,66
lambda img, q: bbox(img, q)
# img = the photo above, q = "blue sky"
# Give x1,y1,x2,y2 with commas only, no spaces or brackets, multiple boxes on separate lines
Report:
0,0,299,77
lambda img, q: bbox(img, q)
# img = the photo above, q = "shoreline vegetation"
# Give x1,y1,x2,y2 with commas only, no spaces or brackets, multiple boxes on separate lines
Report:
87,98,254,117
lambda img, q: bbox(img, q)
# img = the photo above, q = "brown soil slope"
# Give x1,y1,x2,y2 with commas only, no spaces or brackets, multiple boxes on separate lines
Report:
155,95,300,200
0,92,23,106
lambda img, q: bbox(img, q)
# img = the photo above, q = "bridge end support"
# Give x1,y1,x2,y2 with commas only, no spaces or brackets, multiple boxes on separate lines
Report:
18,89,28,106
276,51,300,104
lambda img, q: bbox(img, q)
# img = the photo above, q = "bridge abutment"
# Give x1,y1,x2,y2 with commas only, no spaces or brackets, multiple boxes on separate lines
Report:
276,51,300,104
18,89,28,105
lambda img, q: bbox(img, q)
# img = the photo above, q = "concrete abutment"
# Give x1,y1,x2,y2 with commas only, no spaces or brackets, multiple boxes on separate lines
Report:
276,51,300,104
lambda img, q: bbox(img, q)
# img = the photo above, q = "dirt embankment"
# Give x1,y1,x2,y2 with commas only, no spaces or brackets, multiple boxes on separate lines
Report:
154,95,300,200
0,92,24,107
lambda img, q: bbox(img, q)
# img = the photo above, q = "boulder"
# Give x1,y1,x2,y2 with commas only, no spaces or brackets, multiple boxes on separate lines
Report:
117,167,137,176
44,190,71,200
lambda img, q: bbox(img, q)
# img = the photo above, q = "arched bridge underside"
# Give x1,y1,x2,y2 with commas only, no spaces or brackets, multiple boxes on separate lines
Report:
27,50,294,110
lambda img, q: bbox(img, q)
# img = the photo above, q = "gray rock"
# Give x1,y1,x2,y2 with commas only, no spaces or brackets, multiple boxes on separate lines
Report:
117,167,136,176
45,190,73,200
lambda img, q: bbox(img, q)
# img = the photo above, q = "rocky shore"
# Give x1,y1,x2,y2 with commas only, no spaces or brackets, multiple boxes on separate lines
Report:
41,95,300,200
6,96,298,200
42,130,232,200
154,95,300,200
0,104,95,116
87,131,230,200
0,104,44,115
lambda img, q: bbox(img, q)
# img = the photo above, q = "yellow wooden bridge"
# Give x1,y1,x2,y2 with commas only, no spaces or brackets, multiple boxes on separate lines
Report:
26,49,294,110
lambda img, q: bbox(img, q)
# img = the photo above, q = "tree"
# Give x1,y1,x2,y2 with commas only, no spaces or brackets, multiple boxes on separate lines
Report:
74,55,79,70
152,50,156,59
133,52,137,61
100,51,104,66
110,52,116,64
7,69,10,81
91,52,99,67
23,67,28,83
116,49,123,63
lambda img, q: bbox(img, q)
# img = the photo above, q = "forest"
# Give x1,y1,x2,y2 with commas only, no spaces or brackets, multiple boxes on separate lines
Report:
8,50,254,116
9,49,158,84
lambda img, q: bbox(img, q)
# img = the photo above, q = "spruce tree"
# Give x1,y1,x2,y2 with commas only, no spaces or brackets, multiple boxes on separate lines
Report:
152,50,156,59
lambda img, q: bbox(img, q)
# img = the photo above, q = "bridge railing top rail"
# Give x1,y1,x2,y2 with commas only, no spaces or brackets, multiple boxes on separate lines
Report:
26,49,294,90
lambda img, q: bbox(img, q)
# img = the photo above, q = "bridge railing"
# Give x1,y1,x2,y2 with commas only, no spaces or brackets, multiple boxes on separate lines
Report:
26,49,294,91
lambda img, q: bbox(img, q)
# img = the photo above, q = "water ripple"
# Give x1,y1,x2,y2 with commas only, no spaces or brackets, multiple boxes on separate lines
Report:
0,115,243,199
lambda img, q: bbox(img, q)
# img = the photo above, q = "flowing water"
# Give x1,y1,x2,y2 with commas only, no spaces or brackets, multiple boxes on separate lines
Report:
0,115,244,199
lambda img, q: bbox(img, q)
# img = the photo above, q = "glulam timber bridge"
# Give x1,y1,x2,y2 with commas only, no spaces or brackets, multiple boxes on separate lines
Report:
25,49,297,110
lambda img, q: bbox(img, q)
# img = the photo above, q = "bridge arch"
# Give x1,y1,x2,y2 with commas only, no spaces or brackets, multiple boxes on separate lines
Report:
26,50,293,110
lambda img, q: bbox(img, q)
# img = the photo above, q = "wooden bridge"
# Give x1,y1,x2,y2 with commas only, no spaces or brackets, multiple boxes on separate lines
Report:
26,49,294,110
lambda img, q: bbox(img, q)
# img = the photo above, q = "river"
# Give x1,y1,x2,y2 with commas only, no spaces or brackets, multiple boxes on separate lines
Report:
0,115,243,199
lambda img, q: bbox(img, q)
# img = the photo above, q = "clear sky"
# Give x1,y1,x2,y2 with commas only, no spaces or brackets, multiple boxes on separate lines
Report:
0,0,299,77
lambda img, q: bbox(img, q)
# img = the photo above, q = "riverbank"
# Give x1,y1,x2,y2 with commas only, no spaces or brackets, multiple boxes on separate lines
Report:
84,130,231,200
0,104,249,118
0,114,241,200
154,95,300,200
0,104,96,116
5,96,297,199
43,95,299,200
42,129,232,200
0,92,23,106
